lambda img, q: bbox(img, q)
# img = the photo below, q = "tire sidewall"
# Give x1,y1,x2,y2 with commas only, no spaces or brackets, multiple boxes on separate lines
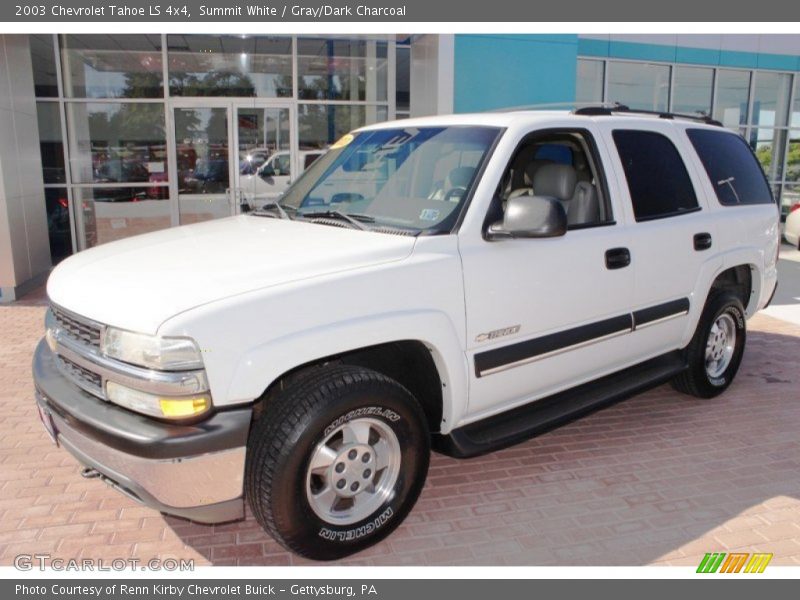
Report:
268,382,429,559
697,294,746,391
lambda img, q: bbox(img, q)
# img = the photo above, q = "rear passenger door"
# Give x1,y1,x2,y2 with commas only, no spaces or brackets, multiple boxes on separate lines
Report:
598,122,723,356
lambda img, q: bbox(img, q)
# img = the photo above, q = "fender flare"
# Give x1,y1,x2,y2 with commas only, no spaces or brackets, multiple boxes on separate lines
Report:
225,310,469,432
682,247,763,347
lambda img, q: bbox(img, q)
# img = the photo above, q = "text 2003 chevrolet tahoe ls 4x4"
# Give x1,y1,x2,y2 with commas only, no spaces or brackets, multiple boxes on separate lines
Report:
34,107,779,560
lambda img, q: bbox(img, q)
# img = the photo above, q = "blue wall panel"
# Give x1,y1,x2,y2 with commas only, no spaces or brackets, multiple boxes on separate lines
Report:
578,36,800,72
454,34,579,112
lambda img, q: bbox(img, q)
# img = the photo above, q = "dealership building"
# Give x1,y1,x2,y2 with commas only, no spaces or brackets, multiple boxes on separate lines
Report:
1,33,799,301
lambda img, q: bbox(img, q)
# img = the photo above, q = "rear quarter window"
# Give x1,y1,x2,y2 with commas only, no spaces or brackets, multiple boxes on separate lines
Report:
686,128,774,206
612,130,699,221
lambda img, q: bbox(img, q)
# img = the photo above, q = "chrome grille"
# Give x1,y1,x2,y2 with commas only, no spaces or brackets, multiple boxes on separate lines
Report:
52,306,102,349
56,355,103,397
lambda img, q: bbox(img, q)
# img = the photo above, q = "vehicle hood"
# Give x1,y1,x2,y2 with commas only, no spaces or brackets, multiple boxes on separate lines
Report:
47,216,416,334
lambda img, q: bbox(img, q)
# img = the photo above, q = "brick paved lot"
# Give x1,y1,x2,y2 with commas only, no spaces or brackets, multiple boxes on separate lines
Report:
2,292,800,566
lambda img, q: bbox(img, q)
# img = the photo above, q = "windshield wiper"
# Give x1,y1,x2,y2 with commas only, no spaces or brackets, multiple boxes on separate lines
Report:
300,210,375,231
251,201,293,220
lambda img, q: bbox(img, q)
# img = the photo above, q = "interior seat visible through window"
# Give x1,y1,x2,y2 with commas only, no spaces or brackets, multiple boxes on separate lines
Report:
493,131,610,230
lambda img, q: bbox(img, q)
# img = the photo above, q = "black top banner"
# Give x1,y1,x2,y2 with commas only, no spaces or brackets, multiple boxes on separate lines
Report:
3,0,800,22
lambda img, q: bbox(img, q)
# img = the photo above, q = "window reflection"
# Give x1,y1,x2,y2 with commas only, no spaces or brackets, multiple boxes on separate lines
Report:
66,103,167,185
672,66,713,116
752,72,792,128
30,35,58,97
298,104,386,150
37,102,66,184
61,35,163,98
793,79,800,128
714,69,751,128
787,132,800,183
174,107,232,225
168,35,292,98
576,59,604,105
76,186,170,249
396,46,410,113
297,38,388,102
750,128,786,182
44,188,73,263
606,62,670,112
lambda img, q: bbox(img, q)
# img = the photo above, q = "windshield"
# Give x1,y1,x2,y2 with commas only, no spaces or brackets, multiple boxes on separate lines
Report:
277,126,501,232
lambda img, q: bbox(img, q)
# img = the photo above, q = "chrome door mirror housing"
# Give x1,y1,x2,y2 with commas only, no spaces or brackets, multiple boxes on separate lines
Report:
487,195,567,240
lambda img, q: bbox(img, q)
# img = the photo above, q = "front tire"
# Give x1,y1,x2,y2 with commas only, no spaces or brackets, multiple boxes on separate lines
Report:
671,291,746,398
245,365,430,560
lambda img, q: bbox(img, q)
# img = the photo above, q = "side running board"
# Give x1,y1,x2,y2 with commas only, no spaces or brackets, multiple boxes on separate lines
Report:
434,351,687,458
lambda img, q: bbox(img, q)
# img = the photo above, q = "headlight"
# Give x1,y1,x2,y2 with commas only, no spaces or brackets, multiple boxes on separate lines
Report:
106,381,210,419
101,327,204,371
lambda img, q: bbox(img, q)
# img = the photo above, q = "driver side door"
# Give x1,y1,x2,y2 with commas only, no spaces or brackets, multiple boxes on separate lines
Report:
458,126,637,421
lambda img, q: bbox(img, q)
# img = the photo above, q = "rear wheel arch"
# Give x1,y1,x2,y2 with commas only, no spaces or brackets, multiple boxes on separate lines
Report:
708,264,754,314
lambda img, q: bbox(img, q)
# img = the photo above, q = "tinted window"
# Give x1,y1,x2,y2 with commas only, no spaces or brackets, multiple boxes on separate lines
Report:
613,130,699,221
686,129,774,206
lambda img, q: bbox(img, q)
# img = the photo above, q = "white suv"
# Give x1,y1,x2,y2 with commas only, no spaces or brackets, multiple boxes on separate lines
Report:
35,108,780,560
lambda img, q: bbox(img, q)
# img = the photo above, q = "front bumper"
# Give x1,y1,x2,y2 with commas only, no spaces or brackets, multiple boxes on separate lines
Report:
33,339,252,523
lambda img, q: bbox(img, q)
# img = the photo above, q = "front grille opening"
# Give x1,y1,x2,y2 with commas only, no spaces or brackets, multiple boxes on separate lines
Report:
52,307,101,348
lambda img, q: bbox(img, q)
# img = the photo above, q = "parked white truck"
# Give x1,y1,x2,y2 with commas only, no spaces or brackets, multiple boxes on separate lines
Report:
35,107,779,560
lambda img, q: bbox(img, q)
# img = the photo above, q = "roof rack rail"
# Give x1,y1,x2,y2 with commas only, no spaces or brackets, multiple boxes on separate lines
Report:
574,103,723,127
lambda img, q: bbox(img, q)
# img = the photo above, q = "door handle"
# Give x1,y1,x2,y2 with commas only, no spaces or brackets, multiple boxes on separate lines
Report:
605,247,631,270
694,232,712,251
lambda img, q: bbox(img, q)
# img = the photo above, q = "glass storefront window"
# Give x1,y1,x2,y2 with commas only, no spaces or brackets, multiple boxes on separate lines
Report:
606,62,670,112
30,35,58,97
297,38,388,102
173,106,231,224
672,66,713,116
714,69,751,128
752,71,792,128
76,186,170,248
750,128,787,182
792,77,800,128
61,35,163,98
168,35,292,98
787,131,800,182
396,45,410,113
33,34,399,257
576,59,604,105
44,188,73,263
298,104,387,150
66,102,167,185
37,102,66,184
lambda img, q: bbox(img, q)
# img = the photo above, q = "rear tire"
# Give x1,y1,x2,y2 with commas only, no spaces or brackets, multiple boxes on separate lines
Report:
245,364,430,560
671,291,746,399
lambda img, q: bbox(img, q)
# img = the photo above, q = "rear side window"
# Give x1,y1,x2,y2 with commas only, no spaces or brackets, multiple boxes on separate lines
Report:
686,128,774,206
613,130,699,221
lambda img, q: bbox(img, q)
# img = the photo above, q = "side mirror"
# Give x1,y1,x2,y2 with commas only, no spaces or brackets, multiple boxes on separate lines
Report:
486,195,567,240
259,165,275,179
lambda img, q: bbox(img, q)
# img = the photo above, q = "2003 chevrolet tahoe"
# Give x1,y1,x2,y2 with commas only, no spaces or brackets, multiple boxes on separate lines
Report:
34,106,780,559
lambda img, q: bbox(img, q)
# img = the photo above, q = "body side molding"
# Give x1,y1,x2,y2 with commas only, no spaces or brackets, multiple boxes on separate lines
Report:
473,298,689,378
